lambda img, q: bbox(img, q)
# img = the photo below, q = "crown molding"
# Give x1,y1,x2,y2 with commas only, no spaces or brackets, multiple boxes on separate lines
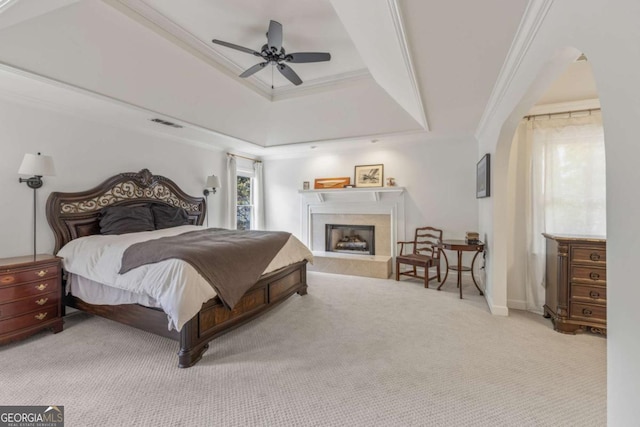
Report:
271,69,371,101
0,0,18,13
109,0,271,99
475,0,555,140
386,0,428,130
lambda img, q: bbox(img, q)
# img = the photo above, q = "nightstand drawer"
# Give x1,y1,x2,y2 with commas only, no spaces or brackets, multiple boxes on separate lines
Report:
0,265,58,287
572,284,606,303
572,247,606,265
0,292,59,320
0,306,59,334
571,266,606,285
0,279,59,301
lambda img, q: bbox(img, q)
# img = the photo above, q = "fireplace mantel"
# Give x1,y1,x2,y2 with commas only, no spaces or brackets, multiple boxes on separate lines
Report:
299,187,405,259
298,187,405,203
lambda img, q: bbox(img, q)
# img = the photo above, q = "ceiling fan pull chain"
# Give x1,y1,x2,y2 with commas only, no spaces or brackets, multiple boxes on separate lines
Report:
271,64,274,89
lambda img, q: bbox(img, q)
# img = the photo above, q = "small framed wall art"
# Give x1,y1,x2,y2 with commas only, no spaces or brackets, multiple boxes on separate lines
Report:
354,164,384,188
476,154,490,198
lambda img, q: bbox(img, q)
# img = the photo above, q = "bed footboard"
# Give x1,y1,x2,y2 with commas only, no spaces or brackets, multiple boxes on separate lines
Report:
177,260,308,368
64,260,307,368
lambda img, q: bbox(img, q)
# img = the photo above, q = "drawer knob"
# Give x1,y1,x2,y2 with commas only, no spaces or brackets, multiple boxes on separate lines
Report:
590,253,601,261
35,283,48,291
34,312,48,321
36,270,48,277
35,297,49,306
589,272,600,280
582,308,593,316
1,276,14,283
589,291,600,299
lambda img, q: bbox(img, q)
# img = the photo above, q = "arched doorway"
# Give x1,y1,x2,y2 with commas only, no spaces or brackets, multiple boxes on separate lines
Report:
505,57,603,314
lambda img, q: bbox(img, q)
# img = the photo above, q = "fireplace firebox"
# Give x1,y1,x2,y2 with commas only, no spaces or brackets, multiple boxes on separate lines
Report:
326,224,375,255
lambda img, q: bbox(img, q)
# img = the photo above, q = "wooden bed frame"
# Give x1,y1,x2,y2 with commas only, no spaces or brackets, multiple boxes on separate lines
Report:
46,169,308,368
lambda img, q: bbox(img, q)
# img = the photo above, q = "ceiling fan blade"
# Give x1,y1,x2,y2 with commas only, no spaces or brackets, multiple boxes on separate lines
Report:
212,39,261,56
239,62,269,78
285,52,331,63
277,63,302,86
267,20,283,52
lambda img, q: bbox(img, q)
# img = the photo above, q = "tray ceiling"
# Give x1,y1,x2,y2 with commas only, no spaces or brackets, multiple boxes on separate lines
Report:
0,0,532,151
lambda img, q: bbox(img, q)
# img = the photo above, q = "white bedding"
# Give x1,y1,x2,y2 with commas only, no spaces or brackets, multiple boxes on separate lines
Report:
58,225,313,331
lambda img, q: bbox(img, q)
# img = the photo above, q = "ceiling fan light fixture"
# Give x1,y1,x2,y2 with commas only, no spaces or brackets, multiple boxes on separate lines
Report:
212,20,331,87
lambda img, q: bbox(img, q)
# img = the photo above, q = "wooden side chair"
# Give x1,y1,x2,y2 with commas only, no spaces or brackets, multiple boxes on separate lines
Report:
395,227,443,288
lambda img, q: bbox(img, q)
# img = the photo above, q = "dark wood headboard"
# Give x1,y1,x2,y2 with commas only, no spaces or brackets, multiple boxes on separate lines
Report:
46,169,206,253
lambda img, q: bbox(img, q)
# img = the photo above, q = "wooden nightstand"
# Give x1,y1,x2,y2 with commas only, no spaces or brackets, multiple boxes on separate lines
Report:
0,254,63,344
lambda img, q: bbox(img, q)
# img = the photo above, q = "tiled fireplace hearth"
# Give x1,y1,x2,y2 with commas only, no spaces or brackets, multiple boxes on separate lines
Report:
299,187,405,278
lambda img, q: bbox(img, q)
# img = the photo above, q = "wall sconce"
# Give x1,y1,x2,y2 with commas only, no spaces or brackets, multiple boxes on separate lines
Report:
18,152,56,260
203,175,220,227
203,175,220,196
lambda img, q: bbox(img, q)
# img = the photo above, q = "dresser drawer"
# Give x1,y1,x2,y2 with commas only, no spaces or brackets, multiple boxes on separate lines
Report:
571,265,606,285
0,306,59,334
0,291,59,320
572,284,606,303
570,302,606,323
0,265,58,287
0,279,59,301
572,246,606,265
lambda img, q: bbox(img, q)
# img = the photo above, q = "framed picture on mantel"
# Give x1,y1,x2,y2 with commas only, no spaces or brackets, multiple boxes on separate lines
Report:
476,154,490,198
354,164,383,188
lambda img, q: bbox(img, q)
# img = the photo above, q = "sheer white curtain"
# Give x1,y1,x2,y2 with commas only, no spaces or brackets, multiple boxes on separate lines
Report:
253,161,265,230
226,155,237,230
524,112,606,312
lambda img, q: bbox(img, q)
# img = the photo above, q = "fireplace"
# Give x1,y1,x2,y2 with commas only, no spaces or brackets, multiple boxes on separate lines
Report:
326,224,375,255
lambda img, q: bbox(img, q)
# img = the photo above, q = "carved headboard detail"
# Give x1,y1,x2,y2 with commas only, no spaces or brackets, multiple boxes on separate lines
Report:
46,169,206,253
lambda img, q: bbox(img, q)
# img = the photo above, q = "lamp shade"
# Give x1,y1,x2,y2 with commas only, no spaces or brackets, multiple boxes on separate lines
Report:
18,153,56,176
205,175,220,189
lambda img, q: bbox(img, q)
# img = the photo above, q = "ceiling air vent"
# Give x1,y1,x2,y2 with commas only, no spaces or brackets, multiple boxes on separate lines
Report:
150,118,183,128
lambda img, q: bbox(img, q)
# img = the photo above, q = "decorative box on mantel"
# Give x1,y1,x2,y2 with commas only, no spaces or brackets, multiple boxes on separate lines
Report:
299,187,405,278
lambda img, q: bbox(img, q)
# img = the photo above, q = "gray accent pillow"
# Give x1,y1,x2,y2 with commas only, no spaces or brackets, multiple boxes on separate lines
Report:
151,204,189,230
99,205,155,235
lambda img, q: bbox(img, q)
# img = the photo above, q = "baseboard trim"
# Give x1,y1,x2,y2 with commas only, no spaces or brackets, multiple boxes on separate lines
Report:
484,292,509,316
507,299,527,310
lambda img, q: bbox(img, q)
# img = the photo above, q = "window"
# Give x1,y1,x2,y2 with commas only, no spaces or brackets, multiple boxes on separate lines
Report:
532,112,606,235
236,172,254,230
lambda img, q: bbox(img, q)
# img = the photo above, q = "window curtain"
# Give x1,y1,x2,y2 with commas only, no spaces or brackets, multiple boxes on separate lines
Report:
253,161,265,230
226,155,237,230
524,112,605,313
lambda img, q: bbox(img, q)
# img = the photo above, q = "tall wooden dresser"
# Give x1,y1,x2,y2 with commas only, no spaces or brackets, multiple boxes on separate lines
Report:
543,234,606,335
0,254,63,344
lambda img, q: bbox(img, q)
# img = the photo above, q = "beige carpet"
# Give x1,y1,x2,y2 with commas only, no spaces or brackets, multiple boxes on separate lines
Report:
0,272,606,426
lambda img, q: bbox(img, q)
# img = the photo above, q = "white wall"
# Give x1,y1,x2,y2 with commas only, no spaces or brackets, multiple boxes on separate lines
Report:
506,127,528,310
0,97,227,259
263,136,479,264
476,1,640,423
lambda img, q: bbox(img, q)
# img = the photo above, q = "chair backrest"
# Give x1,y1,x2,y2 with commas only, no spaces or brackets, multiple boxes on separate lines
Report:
413,227,443,258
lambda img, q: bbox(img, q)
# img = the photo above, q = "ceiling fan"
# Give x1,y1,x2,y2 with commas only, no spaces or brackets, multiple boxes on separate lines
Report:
212,20,331,86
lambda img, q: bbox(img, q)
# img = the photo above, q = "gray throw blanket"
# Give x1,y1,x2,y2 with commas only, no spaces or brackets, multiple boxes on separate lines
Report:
119,228,291,309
